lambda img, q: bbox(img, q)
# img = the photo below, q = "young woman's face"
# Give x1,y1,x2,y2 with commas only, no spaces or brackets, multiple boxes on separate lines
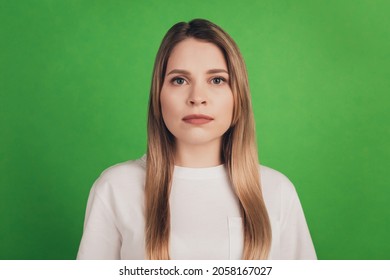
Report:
160,38,234,148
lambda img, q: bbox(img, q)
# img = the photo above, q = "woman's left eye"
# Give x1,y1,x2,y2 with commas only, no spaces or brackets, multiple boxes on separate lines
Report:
211,77,226,85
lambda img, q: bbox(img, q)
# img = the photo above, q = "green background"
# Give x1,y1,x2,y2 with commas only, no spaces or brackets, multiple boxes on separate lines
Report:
1,0,389,260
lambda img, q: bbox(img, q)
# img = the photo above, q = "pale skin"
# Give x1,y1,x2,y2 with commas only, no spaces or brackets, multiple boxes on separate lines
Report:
160,38,234,168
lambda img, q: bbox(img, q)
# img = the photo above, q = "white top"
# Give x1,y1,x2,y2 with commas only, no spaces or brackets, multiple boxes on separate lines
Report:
77,156,317,260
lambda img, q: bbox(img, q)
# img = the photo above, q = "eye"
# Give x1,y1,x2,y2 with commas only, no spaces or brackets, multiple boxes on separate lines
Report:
211,77,226,85
171,77,186,85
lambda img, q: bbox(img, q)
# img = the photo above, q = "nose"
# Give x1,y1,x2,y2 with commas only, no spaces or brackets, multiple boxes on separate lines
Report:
187,82,207,106
188,97,207,106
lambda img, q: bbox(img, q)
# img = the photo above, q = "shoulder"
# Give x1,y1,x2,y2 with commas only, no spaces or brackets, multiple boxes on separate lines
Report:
90,155,146,197
99,155,146,182
260,165,316,259
259,164,299,218
259,164,296,194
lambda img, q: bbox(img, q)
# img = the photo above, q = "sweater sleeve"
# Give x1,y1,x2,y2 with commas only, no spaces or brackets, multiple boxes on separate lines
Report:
76,178,122,260
279,175,317,260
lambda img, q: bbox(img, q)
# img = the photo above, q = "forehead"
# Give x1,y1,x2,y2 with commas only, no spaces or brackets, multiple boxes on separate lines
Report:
166,38,227,71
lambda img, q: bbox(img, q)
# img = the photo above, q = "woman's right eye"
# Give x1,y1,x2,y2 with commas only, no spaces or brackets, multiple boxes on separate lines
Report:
171,77,186,85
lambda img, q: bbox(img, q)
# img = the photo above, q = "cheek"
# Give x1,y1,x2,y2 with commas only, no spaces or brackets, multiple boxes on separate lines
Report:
160,89,178,128
220,92,234,122
160,92,170,122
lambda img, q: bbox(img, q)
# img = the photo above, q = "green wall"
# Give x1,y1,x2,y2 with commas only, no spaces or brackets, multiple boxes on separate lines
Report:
1,0,389,259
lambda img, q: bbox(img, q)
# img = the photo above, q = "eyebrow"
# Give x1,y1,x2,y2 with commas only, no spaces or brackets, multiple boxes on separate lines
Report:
166,69,229,76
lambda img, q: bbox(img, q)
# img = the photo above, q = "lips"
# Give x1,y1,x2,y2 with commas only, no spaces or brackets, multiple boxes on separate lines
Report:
182,114,214,125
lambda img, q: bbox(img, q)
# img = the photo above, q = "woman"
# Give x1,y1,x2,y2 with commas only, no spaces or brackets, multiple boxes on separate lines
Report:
77,19,316,260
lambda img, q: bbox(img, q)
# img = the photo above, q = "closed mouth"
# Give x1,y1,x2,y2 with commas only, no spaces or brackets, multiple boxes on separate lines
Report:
182,114,214,121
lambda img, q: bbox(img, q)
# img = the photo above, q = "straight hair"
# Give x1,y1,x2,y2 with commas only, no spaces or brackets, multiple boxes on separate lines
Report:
145,19,271,259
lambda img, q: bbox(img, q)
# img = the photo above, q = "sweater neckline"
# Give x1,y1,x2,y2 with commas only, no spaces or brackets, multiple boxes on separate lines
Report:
173,164,226,180
138,154,227,180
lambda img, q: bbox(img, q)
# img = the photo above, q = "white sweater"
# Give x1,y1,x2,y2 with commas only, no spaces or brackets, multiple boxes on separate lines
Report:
77,155,317,260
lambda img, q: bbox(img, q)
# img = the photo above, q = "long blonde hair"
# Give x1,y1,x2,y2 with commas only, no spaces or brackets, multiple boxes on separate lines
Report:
145,19,271,259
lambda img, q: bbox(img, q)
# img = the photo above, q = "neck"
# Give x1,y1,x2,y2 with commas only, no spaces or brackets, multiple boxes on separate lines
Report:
174,140,222,168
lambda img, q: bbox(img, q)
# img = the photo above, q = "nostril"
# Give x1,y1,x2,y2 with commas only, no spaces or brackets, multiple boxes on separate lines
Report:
188,97,207,105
